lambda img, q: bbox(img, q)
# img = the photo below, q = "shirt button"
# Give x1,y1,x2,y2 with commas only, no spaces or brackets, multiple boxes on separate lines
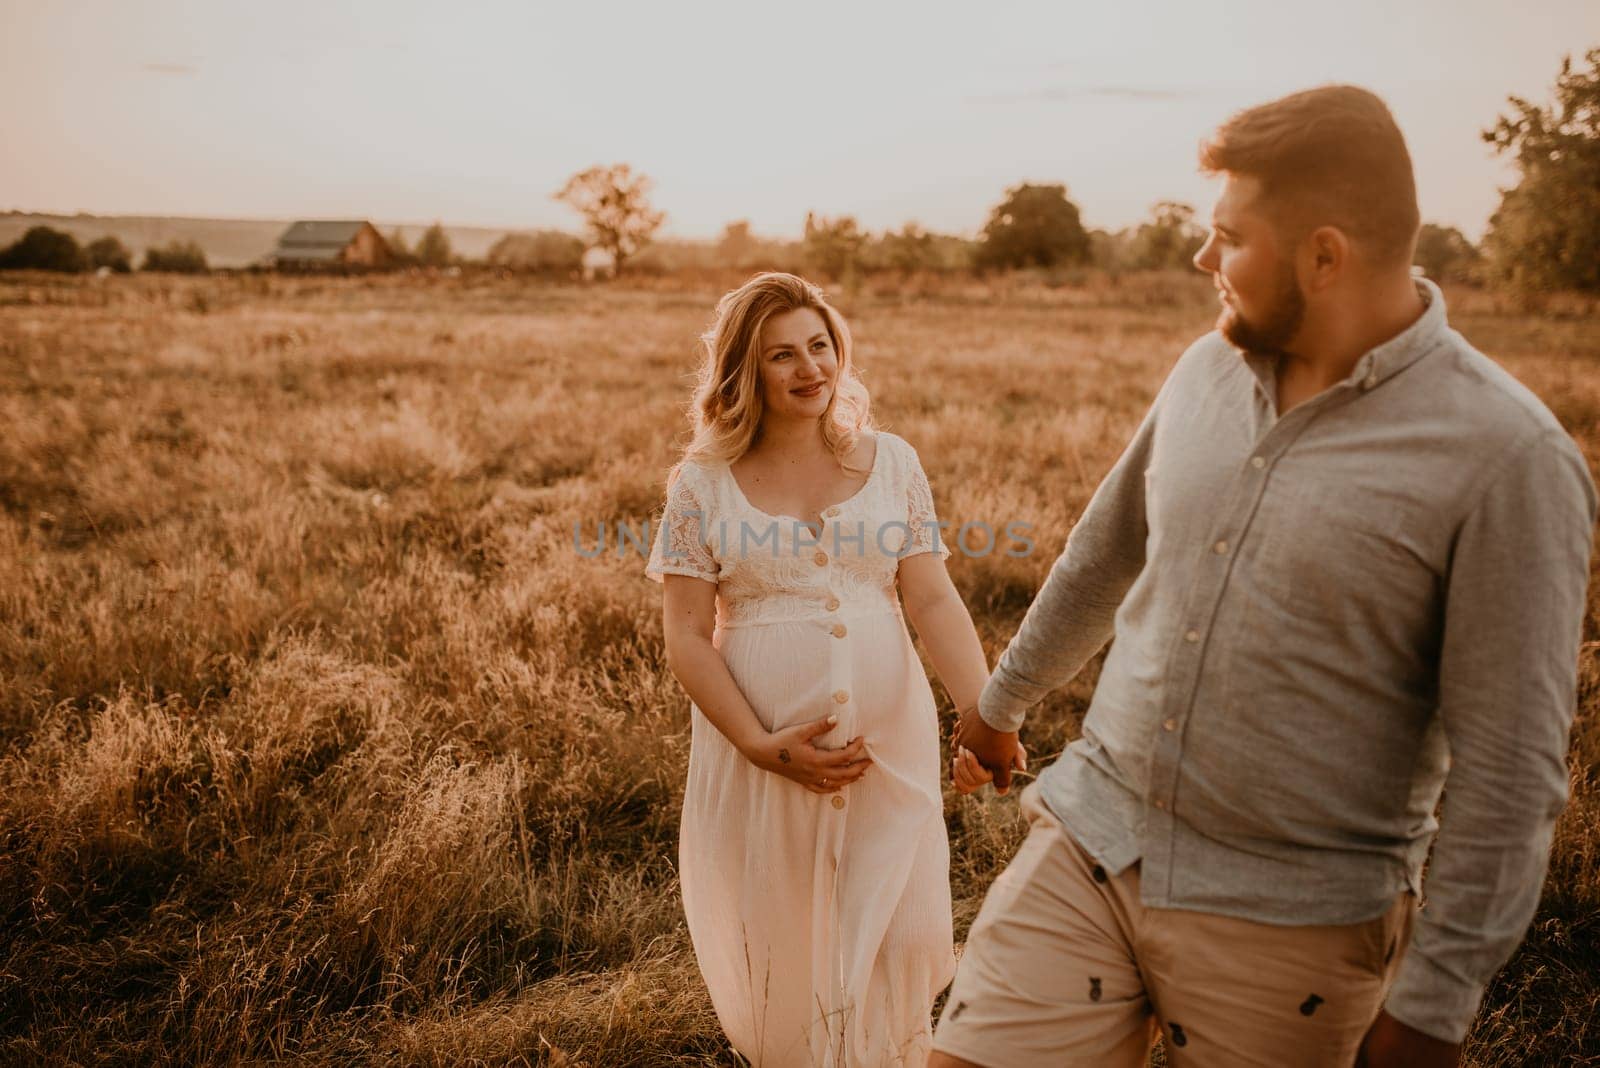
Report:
832,689,849,704
1184,629,1200,644
813,550,828,566
824,506,841,518
826,597,840,611
832,623,848,638
831,795,845,809
1213,540,1229,555
1251,456,1266,470
1154,799,1168,811
1163,718,1177,732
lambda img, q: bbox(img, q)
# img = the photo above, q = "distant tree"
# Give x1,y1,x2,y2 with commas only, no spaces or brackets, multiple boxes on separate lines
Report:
802,213,866,281
1087,227,1130,272
486,230,585,274
1414,223,1481,283
859,224,975,274
415,223,452,268
387,227,417,267
925,232,978,273
717,220,756,269
0,226,86,272
1127,201,1205,270
876,223,936,273
975,182,1091,270
705,223,806,273
553,163,666,277
1481,48,1600,292
85,235,132,273
141,240,208,273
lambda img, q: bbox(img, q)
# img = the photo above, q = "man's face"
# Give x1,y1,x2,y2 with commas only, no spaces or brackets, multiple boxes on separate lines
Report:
1192,174,1305,354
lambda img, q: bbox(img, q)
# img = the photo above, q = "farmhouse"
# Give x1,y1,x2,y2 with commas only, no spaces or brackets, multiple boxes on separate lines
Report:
271,220,390,270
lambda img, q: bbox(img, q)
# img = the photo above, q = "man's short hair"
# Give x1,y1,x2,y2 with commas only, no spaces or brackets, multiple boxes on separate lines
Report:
1199,85,1420,268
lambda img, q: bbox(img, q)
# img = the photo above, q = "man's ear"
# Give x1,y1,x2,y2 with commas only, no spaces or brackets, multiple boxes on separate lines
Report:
1304,226,1348,291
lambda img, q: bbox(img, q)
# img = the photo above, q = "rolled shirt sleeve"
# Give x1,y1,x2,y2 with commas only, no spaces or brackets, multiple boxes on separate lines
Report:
1383,429,1597,1043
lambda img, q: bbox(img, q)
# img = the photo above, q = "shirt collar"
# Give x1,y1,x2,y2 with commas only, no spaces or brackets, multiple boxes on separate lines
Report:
1349,276,1448,392
1241,276,1449,400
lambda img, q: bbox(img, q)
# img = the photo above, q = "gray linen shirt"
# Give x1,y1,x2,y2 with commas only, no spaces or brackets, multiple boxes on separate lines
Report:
978,279,1596,1044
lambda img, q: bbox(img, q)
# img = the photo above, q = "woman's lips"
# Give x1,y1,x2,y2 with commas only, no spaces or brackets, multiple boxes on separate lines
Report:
792,382,825,398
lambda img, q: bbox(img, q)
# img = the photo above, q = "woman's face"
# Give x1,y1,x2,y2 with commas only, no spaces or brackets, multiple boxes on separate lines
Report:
755,306,838,422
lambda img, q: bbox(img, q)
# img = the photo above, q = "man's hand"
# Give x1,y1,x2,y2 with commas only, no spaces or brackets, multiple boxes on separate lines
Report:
1356,1010,1460,1068
952,741,1028,795
951,704,1025,795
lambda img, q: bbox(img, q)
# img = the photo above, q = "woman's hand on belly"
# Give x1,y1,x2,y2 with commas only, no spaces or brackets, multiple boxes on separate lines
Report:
743,713,873,794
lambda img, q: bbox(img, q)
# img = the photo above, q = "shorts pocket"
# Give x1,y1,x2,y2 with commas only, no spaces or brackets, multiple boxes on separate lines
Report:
1358,892,1414,978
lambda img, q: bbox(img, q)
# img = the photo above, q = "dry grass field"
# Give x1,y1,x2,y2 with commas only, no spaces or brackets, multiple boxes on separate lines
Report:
1,269,1597,1065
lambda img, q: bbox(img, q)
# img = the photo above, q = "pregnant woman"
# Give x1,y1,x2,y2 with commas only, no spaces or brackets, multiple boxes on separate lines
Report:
647,272,994,1065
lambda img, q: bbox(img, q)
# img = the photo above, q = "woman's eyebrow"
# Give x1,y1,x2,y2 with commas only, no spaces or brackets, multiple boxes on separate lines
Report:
764,333,827,355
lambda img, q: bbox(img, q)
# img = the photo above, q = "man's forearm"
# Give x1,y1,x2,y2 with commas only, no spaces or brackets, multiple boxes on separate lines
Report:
979,530,1140,731
978,364,1171,733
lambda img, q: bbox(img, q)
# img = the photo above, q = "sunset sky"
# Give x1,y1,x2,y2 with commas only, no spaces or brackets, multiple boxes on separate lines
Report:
4,0,1596,241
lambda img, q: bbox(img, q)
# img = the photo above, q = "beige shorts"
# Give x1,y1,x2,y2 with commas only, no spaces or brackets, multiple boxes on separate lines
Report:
933,784,1415,1068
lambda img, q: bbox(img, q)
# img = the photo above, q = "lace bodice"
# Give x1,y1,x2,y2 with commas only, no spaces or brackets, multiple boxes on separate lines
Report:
646,431,951,629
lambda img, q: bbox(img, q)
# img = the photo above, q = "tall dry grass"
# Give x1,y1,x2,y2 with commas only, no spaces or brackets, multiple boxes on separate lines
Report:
0,270,1596,1065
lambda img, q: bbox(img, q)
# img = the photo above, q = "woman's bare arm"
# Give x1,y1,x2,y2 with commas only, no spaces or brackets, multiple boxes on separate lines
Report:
898,553,1026,794
897,553,989,716
662,574,870,793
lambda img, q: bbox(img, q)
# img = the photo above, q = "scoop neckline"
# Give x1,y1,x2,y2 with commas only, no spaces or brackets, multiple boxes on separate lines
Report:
724,432,886,527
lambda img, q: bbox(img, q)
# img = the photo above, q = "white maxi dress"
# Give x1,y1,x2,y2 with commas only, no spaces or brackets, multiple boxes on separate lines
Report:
646,430,956,1067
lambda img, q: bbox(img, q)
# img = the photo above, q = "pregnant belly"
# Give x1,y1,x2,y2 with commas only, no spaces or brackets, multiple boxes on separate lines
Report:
717,612,925,750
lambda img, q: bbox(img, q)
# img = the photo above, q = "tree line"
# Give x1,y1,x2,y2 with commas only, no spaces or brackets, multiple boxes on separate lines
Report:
0,229,208,274
4,50,1593,292
498,179,1482,285
541,50,1593,293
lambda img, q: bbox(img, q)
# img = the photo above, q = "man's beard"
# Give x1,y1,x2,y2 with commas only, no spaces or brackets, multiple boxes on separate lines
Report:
1218,261,1305,355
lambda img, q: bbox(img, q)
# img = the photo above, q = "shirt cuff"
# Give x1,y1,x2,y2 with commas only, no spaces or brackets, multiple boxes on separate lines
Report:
1383,943,1486,1045
977,673,1030,733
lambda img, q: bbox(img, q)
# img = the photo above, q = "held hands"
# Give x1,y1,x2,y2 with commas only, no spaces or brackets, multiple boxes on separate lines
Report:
950,704,1027,796
744,713,872,794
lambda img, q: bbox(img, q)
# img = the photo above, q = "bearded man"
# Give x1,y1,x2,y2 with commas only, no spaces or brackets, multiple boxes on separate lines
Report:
932,85,1596,1068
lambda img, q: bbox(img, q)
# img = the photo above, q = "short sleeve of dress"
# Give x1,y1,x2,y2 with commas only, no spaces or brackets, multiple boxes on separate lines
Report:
646,464,719,584
899,436,952,562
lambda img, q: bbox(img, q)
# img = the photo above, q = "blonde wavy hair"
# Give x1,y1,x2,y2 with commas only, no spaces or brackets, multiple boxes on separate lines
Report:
671,272,874,483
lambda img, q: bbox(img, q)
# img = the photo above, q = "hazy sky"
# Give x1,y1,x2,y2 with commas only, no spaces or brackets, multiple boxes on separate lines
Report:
4,0,1596,241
